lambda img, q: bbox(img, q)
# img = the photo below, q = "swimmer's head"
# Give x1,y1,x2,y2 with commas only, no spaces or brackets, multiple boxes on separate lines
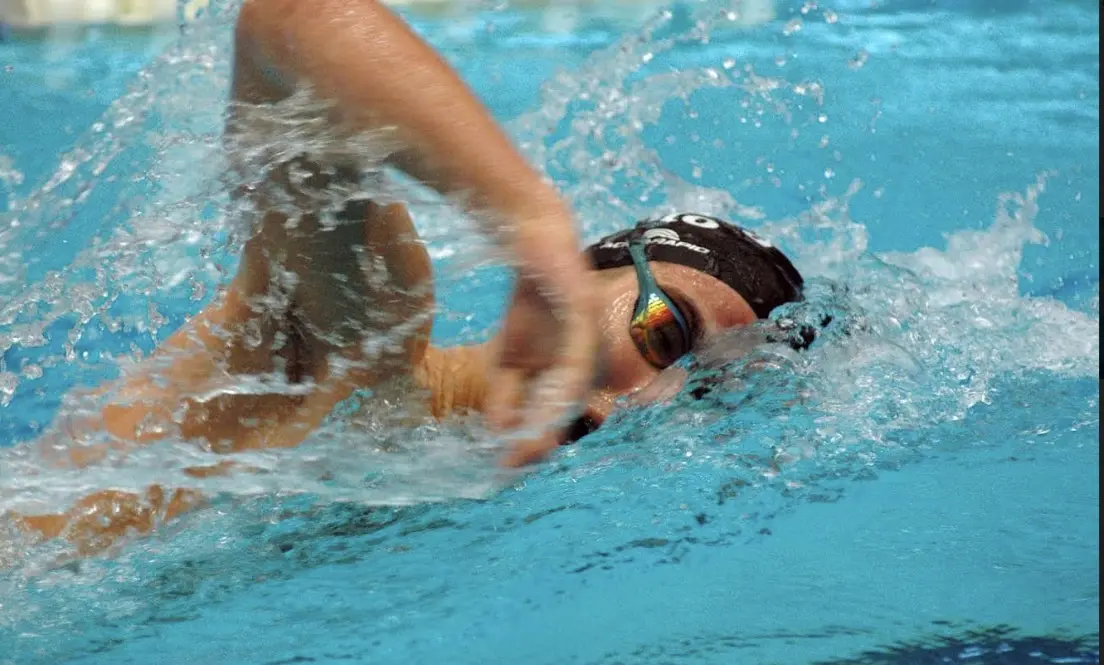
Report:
585,213,805,321
564,213,805,442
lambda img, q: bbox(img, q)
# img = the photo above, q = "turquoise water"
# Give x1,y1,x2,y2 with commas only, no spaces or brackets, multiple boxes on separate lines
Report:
0,1,1099,664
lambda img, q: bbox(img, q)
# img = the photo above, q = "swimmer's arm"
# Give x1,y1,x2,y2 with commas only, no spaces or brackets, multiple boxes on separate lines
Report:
236,0,602,466
11,485,207,557
7,461,255,557
47,261,374,470
234,0,576,235
10,342,489,558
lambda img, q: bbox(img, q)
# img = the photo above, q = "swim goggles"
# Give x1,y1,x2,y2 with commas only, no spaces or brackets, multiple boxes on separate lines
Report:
627,226,697,369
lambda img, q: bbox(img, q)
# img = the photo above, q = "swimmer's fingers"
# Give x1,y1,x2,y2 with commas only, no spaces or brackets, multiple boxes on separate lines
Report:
500,432,559,469
485,276,558,431
499,365,592,468
484,366,526,432
490,272,600,468
485,280,541,432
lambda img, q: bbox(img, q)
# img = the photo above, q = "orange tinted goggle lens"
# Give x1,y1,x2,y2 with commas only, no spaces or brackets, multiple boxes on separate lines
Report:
630,293,692,368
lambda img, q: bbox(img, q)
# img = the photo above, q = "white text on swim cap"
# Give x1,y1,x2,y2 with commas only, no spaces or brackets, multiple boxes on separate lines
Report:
600,229,711,255
659,212,722,229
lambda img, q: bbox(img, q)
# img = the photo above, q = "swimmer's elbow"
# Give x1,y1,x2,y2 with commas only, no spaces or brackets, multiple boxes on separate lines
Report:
234,0,391,86
239,0,387,30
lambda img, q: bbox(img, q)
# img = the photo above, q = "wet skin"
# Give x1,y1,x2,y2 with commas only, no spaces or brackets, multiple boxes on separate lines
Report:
11,206,760,556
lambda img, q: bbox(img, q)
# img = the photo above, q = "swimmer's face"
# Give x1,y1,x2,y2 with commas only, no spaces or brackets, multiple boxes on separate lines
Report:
567,261,758,440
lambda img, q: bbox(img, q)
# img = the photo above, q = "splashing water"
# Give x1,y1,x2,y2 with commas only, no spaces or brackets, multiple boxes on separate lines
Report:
0,0,1096,585
0,3,1097,664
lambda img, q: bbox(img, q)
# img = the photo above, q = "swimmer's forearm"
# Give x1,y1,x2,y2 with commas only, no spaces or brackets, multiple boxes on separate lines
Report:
11,485,206,556
9,460,259,556
235,0,573,240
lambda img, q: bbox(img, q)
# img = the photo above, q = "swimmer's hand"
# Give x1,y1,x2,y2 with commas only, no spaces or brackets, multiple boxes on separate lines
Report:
487,211,601,468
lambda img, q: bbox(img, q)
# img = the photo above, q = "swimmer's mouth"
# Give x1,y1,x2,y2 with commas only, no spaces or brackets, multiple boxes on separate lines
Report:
561,411,603,445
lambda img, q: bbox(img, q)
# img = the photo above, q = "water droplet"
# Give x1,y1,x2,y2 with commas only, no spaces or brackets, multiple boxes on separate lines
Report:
723,58,737,70
818,114,828,123
824,168,836,179
782,18,803,36
0,372,17,407
823,9,838,24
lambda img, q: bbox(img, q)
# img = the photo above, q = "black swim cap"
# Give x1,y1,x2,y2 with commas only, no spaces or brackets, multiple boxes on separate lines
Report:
584,213,804,318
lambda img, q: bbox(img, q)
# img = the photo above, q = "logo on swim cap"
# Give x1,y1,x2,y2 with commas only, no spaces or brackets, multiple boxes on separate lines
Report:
587,211,805,319
641,226,709,254
643,228,681,242
599,224,710,255
740,228,773,248
660,213,722,229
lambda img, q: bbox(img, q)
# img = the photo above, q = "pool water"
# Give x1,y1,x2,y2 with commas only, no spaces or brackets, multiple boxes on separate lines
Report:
0,1,1099,664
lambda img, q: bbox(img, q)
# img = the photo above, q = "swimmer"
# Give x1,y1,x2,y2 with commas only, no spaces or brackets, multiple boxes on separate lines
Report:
7,0,805,555
13,209,805,556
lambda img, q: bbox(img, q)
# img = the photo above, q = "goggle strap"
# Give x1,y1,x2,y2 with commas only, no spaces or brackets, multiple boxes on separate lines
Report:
627,239,691,336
